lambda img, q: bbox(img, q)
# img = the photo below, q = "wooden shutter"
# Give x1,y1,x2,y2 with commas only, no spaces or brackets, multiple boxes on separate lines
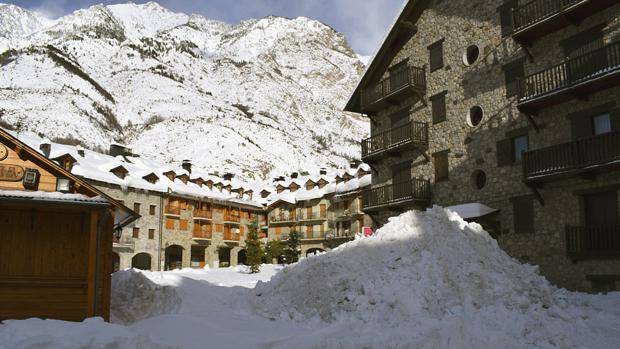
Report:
133,203,141,214
132,227,140,238
240,226,245,235
166,218,175,230
503,58,525,97
428,39,444,72
306,207,312,219
320,224,325,237
512,196,534,234
320,204,326,218
497,0,516,37
570,115,594,140
149,205,156,215
496,139,513,167
431,92,447,123
148,229,155,239
306,224,312,238
275,226,282,235
433,152,449,182
180,219,188,231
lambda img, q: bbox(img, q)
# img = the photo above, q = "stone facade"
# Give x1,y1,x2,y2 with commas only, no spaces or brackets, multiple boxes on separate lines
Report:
350,0,620,292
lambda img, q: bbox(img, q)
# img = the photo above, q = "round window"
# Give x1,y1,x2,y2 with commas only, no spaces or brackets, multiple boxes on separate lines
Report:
471,170,487,190
467,106,484,127
463,45,480,66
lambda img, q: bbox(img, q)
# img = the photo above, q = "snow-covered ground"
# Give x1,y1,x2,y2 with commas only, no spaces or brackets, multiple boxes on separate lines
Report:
2,208,620,349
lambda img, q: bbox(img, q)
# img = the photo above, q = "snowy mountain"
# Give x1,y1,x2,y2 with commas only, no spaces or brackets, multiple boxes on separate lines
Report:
0,2,368,179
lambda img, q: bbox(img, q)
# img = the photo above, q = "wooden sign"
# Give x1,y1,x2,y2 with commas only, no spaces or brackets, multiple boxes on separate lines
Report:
0,145,7,161
0,164,25,181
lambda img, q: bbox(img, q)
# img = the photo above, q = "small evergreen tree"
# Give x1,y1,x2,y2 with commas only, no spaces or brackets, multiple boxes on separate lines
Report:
245,221,262,273
283,230,301,264
264,240,284,264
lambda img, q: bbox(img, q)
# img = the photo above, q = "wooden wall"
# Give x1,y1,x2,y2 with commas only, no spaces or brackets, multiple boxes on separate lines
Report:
0,144,57,192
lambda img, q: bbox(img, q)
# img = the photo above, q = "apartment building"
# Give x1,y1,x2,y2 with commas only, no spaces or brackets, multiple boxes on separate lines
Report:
345,0,620,292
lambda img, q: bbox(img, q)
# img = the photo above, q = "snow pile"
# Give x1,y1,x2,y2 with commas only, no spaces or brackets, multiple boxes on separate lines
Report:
111,269,181,325
251,207,609,348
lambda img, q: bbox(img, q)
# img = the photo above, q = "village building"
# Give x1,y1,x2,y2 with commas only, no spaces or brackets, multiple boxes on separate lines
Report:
345,0,620,292
0,129,138,322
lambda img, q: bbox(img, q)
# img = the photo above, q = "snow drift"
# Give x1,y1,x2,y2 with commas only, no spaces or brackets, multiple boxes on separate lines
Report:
111,269,181,325
251,207,618,348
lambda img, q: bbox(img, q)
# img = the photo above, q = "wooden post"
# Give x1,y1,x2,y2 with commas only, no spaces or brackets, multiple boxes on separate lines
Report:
86,210,98,317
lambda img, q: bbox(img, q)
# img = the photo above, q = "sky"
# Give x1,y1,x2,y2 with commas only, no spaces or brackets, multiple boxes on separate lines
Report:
7,0,405,57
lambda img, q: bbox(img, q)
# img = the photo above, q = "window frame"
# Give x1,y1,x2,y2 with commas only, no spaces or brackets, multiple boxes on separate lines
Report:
428,39,445,72
430,91,447,124
432,150,450,182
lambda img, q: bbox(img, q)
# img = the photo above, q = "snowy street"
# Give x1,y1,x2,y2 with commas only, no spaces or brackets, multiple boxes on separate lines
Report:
2,208,620,349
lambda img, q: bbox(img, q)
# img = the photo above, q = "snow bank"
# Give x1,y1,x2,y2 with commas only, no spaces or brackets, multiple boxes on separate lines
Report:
251,207,615,348
111,269,181,325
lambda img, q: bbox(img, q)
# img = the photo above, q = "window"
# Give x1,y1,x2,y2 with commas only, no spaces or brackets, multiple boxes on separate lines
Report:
149,205,156,215
306,225,313,238
428,39,444,72
132,227,140,238
497,0,516,37
593,114,612,135
463,45,480,66
433,151,449,182
497,133,528,166
467,106,484,127
471,170,487,190
275,226,282,235
431,91,447,124
320,204,327,218
133,203,141,214
511,195,534,234
320,224,325,237
503,58,525,97
148,229,155,240
165,218,175,230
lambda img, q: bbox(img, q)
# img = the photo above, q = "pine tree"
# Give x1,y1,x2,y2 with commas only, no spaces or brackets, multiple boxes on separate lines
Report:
283,229,301,264
245,221,262,273
264,239,284,264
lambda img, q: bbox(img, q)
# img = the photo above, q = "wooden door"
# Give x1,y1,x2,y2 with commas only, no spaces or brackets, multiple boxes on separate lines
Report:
320,204,326,218
306,207,312,219
392,162,411,200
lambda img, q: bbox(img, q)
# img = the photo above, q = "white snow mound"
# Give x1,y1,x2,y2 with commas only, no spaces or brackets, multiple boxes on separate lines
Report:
111,269,181,325
251,207,607,348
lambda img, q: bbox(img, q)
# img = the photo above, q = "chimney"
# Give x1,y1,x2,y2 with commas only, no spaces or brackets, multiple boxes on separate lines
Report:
319,168,327,176
350,159,362,169
76,146,85,157
110,144,131,157
182,160,192,174
39,143,51,157
291,172,298,179
223,173,234,181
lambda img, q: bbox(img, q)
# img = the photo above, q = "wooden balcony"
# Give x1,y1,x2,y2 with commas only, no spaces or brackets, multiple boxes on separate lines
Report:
360,65,426,113
566,225,620,260
269,213,297,225
523,131,620,184
164,205,181,216
517,41,620,113
223,231,240,241
193,209,212,220
298,212,327,222
192,229,212,240
223,214,240,225
362,178,431,212
361,121,428,162
512,0,619,45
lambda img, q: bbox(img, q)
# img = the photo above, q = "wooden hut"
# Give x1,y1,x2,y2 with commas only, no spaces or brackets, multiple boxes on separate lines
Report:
0,128,139,322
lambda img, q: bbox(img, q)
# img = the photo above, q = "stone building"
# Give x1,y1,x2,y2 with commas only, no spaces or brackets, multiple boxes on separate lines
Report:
345,0,620,292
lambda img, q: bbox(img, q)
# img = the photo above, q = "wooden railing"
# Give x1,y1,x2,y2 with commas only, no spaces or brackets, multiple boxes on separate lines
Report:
361,66,426,109
298,212,327,221
566,225,620,258
518,41,620,102
164,205,181,215
223,214,240,223
193,228,212,239
362,121,428,159
523,130,620,180
513,0,580,31
193,209,212,219
223,231,240,241
270,212,297,223
362,178,431,210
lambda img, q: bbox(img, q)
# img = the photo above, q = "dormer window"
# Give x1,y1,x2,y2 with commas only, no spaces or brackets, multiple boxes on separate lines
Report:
52,154,77,172
223,184,232,193
177,174,189,184
192,178,205,187
261,190,270,198
247,190,254,200
276,185,285,194
163,171,176,181
318,179,329,189
110,166,129,179
343,174,353,182
290,183,300,192
216,183,223,192
305,181,316,191
142,173,159,184
335,176,343,184
206,180,214,190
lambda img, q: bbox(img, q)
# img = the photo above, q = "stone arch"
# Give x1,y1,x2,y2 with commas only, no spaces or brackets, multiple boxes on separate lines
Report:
237,249,247,266
131,252,152,270
306,248,326,257
165,245,184,270
112,252,121,272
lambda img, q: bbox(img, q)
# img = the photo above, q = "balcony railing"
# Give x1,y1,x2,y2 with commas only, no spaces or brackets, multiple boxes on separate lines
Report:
517,42,620,110
360,65,426,112
193,229,212,240
362,121,428,161
223,231,240,241
164,205,181,216
223,214,241,223
270,212,297,223
523,131,620,182
511,0,617,44
362,178,431,211
298,212,327,221
566,225,620,259
193,209,212,220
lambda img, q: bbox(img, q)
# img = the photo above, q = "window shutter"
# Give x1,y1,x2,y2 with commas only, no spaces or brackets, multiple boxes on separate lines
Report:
496,139,513,167
431,92,447,123
497,0,516,37
570,115,594,140
512,196,534,234
148,229,155,239
610,108,620,132
133,227,140,238
428,39,444,72
433,152,449,182
503,59,525,97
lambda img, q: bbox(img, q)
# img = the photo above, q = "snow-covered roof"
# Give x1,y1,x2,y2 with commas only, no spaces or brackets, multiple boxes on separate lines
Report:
0,189,109,204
